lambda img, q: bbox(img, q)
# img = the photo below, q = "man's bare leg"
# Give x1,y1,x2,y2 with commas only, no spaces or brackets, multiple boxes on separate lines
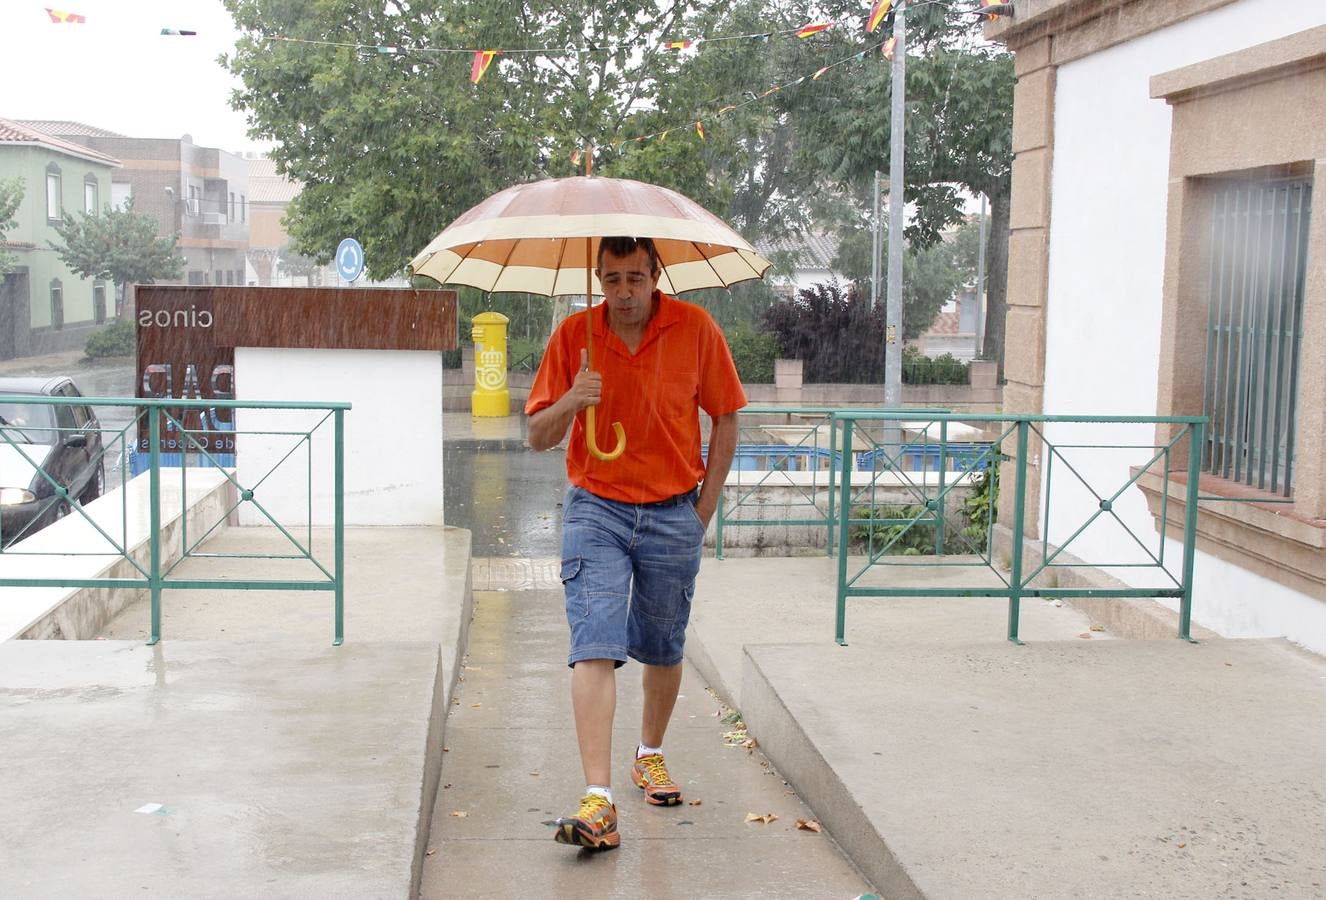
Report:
571,659,617,786
640,661,683,748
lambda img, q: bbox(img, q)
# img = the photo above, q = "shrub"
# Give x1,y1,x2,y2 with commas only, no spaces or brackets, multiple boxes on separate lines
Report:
902,346,970,385
850,504,936,555
85,318,135,358
725,323,779,383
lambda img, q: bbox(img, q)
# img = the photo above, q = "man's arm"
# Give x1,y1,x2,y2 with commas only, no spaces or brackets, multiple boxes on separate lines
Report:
528,349,601,451
694,411,738,527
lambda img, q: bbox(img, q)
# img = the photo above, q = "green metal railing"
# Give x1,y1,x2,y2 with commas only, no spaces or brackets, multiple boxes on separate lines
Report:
831,412,1207,646
712,406,952,559
0,396,350,645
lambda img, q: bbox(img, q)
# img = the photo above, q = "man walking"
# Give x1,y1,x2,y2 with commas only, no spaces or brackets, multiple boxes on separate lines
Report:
526,236,743,850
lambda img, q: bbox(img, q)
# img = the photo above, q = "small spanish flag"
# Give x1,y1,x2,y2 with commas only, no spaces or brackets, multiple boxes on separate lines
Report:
812,66,830,81
46,8,85,23
760,86,781,98
867,0,893,33
980,0,1003,20
718,105,736,115
882,36,897,59
470,50,499,84
571,148,582,167
796,21,832,38
695,121,705,141
663,40,692,50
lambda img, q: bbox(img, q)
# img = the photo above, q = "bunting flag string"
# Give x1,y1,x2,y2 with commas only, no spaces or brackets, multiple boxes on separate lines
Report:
470,49,499,83
160,28,198,36
795,21,833,38
867,0,894,33
610,38,892,152
45,8,85,23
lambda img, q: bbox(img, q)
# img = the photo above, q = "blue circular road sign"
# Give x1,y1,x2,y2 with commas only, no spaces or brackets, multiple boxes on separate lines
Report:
336,238,365,282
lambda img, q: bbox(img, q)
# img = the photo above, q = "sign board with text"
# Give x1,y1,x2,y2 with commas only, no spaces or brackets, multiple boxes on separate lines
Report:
135,285,459,454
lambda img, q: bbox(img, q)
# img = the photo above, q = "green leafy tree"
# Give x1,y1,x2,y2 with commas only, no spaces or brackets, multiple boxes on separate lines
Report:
223,0,758,280
277,244,321,283
783,2,1014,373
761,281,885,383
0,177,23,276
833,219,979,341
49,197,184,317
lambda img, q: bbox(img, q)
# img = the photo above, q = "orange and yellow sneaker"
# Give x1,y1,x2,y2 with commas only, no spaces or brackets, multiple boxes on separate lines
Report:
553,793,620,850
631,752,683,806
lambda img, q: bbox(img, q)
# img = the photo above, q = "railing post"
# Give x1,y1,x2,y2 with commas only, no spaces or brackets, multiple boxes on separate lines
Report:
1007,418,1029,645
1179,420,1203,643
835,417,853,646
935,419,948,556
148,406,162,646
827,412,838,557
334,408,345,646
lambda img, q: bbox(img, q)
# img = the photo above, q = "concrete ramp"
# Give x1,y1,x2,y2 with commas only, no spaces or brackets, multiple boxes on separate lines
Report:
740,638,1326,899
0,640,445,899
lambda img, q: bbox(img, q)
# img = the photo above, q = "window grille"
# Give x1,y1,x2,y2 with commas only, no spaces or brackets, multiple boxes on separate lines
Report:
1202,178,1312,495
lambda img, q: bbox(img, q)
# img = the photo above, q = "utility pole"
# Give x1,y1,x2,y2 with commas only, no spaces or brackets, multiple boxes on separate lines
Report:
871,170,882,311
883,1,906,410
975,193,988,358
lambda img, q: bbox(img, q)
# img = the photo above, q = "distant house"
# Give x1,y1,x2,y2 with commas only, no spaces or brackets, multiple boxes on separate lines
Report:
753,231,842,299
0,118,119,359
18,121,250,296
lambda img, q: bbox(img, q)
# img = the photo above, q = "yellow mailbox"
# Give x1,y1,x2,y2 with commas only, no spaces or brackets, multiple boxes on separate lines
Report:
471,311,511,417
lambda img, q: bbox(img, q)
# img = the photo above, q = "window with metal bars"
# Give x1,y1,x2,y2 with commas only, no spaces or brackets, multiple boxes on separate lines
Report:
1202,178,1312,496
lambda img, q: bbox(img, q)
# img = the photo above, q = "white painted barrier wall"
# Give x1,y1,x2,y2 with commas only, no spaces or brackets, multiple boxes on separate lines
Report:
235,348,444,526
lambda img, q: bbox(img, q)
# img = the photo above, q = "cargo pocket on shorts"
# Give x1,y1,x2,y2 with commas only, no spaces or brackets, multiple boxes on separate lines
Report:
561,556,588,618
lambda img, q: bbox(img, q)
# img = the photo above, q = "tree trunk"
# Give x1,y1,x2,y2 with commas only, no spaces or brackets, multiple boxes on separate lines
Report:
982,188,1011,381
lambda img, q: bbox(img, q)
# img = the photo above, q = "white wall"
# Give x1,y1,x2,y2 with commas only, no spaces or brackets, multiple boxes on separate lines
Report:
1042,0,1326,647
235,348,444,527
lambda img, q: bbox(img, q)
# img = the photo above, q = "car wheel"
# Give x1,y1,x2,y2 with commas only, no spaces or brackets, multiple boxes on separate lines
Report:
82,463,105,504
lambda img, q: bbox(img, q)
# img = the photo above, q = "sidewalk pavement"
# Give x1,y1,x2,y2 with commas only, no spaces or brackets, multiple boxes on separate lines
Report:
687,556,1326,899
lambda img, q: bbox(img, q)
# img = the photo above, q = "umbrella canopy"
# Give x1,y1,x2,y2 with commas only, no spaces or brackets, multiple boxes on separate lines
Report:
408,176,772,295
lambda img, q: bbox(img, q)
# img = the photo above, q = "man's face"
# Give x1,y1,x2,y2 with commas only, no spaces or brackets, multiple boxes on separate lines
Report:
597,246,659,329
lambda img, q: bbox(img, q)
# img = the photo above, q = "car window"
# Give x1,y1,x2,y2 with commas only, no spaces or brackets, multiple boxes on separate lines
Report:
51,401,76,434
0,400,58,445
57,383,94,430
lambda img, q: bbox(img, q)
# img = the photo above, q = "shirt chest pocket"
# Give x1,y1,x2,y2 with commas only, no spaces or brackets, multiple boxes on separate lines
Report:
653,368,699,422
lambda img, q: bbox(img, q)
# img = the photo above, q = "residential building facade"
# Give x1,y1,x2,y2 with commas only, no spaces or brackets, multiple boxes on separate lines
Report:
0,118,118,359
990,1,1326,653
19,122,250,296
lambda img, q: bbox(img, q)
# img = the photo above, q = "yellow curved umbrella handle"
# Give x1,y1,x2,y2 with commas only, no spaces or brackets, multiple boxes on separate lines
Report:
585,406,626,461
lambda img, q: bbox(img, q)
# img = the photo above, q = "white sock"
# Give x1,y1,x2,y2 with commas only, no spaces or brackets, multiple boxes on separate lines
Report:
586,784,613,805
637,743,663,759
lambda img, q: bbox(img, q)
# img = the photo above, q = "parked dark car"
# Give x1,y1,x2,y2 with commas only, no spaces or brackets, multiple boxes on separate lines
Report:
0,376,105,547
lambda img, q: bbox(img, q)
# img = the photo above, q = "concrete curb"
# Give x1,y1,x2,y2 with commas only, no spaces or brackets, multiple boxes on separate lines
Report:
740,645,917,899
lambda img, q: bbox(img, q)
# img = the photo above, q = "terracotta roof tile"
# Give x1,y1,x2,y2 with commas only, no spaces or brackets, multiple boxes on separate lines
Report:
0,118,121,166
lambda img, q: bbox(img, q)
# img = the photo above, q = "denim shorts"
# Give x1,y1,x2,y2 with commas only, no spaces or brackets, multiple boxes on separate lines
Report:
560,484,706,668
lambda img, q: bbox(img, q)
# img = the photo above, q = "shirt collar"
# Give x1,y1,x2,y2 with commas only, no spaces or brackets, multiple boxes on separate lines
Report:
591,289,682,339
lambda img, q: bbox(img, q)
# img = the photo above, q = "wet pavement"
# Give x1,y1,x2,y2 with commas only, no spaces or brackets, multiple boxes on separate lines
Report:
444,429,567,559
420,586,872,899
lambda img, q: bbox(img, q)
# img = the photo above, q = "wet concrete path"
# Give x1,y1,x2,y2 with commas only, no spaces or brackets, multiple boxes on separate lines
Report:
419,582,872,899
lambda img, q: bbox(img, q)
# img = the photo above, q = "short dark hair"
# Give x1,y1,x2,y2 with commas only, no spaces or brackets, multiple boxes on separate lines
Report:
597,236,660,274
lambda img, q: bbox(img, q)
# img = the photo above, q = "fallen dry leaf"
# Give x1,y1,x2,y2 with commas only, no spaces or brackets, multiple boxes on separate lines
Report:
451,811,468,818
744,812,778,824
471,703,482,708
425,849,436,856
1078,632,1092,639
1089,624,1105,632
743,738,758,753
796,819,823,833
689,799,702,806
529,772,540,777
1177,842,1187,849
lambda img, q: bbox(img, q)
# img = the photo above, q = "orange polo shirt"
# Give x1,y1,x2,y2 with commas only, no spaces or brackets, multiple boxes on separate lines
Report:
526,291,747,504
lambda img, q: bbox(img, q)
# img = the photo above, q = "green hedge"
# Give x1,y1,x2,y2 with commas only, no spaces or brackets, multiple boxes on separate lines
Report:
85,318,135,358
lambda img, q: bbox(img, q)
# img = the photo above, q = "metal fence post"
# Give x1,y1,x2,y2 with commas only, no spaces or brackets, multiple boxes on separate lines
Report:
334,408,345,646
835,418,853,645
1179,420,1203,642
148,407,162,645
1007,419,1029,645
